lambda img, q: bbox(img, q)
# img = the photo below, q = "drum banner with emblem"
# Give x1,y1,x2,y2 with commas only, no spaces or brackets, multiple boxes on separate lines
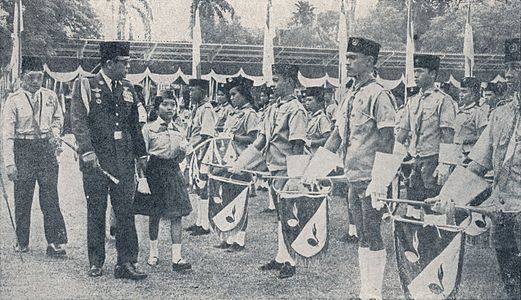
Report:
394,217,465,300
279,189,330,266
208,172,251,240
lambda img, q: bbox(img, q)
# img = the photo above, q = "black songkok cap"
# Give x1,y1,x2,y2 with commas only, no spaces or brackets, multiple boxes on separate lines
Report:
504,38,521,63
189,79,209,91
272,64,299,81
483,82,506,94
302,86,324,100
22,56,44,72
347,37,381,62
225,75,254,90
99,41,130,63
414,54,441,71
460,77,481,91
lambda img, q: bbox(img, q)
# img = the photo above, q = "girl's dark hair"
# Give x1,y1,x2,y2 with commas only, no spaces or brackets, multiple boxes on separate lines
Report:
149,95,178,122
231,85,257,110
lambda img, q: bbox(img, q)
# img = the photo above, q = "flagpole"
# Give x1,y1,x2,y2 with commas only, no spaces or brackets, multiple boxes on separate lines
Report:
192,2,202,80
464,0,474,77
404,0,415,105
9,0,23,89
262,0,275,86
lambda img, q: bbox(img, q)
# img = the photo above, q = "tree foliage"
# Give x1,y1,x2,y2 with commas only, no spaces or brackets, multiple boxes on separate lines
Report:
190,0,235,28
201,18,262,45
0,0,101,66
290,0,316,28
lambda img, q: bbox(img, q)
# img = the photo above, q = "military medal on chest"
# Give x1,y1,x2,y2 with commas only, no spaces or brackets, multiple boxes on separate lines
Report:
92,87,102,104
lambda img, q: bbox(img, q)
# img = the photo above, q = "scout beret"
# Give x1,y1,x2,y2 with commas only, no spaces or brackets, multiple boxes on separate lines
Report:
302,86,324,100
189,79,209,91
414,54,441,71
226,75,254,90
460,77,481,91
504,38,520,63
99,41,130,63
22,56,44,72
272,64,299,80
347,37,381,62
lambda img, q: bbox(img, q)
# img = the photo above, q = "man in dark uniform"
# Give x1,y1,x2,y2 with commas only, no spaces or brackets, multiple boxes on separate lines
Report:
2,57,68,256
70,41,147,280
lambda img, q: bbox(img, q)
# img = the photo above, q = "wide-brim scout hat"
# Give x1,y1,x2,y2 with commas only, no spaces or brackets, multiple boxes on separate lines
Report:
99,41,130,63
347,37,381,62
504,38,520,63
414,54,441,71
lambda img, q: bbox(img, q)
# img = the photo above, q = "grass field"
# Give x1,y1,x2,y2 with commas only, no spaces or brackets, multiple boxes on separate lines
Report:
0,136,510,299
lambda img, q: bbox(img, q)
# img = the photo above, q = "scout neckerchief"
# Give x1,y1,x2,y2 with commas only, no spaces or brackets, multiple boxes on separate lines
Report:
343,76,375,147
22,89,43,135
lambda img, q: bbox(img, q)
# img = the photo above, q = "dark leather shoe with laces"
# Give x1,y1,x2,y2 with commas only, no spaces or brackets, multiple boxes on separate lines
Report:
213,241,232,249
172,261,192,272
259,259,283,271
190,227,210,236
88,265,103,277
278,262,296,279
46,244,67,257
114,263,147,280
226,243,245,253
340,233,359,244
185,224,199,232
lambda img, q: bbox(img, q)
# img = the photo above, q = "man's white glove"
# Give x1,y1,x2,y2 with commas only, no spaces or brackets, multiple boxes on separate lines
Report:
433,163,451,186
137,177,151,194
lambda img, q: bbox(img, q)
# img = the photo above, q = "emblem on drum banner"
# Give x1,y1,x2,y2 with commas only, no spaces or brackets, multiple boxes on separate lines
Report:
394,219,465,300
279,193,329,265
208,173,250,239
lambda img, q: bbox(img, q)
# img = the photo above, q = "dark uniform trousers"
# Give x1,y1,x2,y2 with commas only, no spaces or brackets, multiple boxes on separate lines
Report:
82,163,138,267
14,139,67,247
407,154,442,201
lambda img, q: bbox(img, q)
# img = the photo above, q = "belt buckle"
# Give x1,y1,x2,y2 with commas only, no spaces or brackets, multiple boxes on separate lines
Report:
114,131,123,140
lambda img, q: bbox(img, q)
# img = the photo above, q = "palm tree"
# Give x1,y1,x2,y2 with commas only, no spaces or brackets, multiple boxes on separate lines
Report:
132,0,153,41
111,0,153,40
290,0,316,27
190,0,235,27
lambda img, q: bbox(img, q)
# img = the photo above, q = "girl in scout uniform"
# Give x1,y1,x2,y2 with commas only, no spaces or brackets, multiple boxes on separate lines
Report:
216,76,259,252
134,91,193,272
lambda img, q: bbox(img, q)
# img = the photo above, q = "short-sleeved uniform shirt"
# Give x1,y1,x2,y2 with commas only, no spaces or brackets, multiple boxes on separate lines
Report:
259,95,308,172
306,110,332,154
224,103,259,153
454,102,488,153
337,77,396,183
215,103,234,132
143,117,186,160
2,88,64,167
397,87,457,157
187,100,216,142
469,93,521,211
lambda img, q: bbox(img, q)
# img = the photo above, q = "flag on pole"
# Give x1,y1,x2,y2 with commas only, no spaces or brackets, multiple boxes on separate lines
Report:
192,3,202,79
338,0,348,96
463,0,474,77
9,0,23,87
262,0,275,85
405,0,416,102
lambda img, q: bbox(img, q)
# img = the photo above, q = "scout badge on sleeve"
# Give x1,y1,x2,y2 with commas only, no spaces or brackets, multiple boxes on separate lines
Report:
208,172,251,240
278,188,330,266
394,217,465,300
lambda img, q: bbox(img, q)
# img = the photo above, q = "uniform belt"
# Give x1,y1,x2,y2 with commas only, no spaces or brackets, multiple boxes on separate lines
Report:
15,133,51,140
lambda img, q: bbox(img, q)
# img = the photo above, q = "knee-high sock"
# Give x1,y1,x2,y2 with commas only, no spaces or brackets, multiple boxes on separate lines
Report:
200,200,210,230
195,200,201,226
274,221,295,265
235,231,246,246
149,240,158,258
172,244,182,263
267,186,276,210
367,249,386,300
358,247,369,299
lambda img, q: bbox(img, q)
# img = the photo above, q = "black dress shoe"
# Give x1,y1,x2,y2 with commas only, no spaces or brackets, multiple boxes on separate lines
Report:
46,244,67,257
172,261,192,272
259,259,283,271
185,224,199,232
340,233,359,244
278,262,296,279
114,263,148,280
226,243,245,252
213,241,232,249
88,265,103,277
190,227,210,236
14,244,29,253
